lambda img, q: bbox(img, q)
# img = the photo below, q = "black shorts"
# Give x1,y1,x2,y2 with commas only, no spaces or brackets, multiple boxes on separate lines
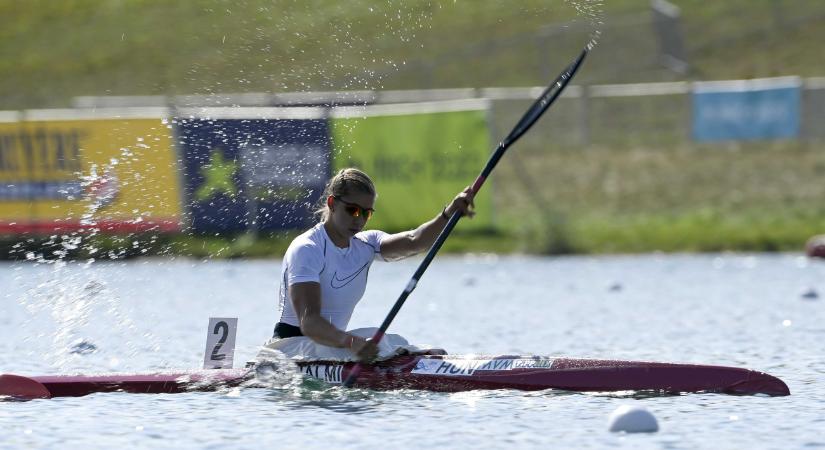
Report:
273,322,303,338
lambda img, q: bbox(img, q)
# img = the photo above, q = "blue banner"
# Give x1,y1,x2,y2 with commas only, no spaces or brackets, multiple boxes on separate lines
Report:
177,115,331,233
692,77,801,142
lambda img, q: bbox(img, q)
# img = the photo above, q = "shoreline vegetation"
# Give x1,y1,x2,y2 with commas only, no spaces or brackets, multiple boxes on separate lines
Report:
0,216,817,261
3,1,825,110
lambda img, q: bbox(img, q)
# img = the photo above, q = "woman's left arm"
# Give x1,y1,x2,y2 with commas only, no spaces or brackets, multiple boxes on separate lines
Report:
380,186,475,261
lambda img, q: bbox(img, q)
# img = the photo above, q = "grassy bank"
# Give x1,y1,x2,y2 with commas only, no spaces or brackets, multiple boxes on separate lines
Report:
4,206,819,260
495,140,825,254
0,228,520,260
2,1,824,109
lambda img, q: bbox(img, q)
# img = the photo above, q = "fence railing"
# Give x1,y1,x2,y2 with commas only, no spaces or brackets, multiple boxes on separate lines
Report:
70,75,825,150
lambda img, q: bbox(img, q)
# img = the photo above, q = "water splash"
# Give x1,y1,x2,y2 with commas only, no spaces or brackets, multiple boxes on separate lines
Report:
80,160,121,226
18,270,159,372
566,0,605,49
15,135,165,372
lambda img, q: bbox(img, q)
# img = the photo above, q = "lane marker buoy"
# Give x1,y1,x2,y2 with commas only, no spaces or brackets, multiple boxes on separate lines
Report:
608,405,659,433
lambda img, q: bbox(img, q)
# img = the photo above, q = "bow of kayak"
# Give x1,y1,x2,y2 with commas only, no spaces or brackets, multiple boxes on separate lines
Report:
0,369,252,400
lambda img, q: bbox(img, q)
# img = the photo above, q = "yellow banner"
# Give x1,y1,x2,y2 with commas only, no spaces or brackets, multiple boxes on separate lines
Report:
0,118,181,233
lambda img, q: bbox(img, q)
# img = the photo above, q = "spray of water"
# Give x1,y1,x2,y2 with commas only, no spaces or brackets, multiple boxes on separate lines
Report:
17,136,164,372
566,0,604,49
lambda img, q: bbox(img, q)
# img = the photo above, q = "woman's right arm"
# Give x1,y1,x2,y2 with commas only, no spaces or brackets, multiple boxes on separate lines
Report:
379,186,475,261
290,282,378,361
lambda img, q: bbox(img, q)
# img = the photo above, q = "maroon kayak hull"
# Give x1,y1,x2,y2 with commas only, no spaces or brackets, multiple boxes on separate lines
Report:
1,355,790,400
338,356,789,395
0,369,251,400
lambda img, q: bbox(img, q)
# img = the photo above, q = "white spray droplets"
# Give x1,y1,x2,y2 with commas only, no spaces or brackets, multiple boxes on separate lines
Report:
566,0,604,48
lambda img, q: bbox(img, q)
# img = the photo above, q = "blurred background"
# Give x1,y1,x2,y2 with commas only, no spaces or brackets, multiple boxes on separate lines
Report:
1,0,824,258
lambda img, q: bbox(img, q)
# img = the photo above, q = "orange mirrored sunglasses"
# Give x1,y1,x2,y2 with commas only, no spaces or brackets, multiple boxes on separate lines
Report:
333,196,374,220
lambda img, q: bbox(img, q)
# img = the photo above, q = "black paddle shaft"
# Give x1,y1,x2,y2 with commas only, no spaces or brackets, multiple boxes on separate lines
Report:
343,47,589,387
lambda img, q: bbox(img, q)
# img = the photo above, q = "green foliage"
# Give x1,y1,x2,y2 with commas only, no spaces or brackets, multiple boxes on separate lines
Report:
2,1,823,108
496,141,825,254
0,0,589,108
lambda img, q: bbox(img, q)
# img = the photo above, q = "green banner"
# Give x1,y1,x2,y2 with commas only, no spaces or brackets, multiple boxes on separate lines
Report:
330,107,492,232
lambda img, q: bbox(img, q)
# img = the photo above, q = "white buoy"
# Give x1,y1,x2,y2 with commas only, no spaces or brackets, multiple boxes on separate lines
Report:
608,405,659,433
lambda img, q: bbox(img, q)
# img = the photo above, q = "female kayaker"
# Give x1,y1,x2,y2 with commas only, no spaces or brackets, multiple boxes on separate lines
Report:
273,168,474,362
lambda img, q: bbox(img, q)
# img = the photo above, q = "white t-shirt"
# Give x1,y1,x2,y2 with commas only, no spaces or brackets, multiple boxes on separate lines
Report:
278,223,389,330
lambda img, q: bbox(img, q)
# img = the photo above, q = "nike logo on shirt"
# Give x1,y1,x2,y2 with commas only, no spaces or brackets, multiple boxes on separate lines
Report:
330,263,369,289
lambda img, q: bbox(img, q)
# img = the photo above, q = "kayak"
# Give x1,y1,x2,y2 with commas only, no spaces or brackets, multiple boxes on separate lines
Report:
806,234,825,258
0,354,790,400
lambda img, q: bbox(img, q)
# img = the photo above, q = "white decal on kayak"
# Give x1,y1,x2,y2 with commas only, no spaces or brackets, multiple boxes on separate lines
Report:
412,358,555,376
303,365,343,384
512,358,555,369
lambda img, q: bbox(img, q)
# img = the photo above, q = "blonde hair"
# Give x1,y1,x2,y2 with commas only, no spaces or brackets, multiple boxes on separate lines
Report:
315,168,376,221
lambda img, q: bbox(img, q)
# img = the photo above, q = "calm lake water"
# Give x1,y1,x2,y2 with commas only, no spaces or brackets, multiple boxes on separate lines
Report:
1,253,823,449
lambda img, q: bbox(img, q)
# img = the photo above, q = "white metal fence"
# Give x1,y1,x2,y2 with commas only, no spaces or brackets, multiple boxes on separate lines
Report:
70,76,825,149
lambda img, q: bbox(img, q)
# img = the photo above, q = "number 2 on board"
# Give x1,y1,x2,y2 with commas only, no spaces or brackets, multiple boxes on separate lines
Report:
203,317,237,369
211,321,229,360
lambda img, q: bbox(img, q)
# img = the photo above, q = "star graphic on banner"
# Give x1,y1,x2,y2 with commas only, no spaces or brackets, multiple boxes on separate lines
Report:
195,149,238,201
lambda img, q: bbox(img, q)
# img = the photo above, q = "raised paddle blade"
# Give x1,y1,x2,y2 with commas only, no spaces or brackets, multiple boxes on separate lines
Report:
0,374,52,400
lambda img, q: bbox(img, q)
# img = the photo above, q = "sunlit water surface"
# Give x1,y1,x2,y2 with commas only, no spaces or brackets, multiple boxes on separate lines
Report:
1,254,823,449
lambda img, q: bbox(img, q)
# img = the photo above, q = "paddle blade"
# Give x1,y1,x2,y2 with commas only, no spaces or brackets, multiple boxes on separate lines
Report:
501,47,589,149
342,364,363,388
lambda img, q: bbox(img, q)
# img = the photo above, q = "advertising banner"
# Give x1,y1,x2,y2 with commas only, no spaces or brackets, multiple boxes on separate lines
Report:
330,100,492,232
692,77,801,142
0,113,182,234
176,110,331,233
